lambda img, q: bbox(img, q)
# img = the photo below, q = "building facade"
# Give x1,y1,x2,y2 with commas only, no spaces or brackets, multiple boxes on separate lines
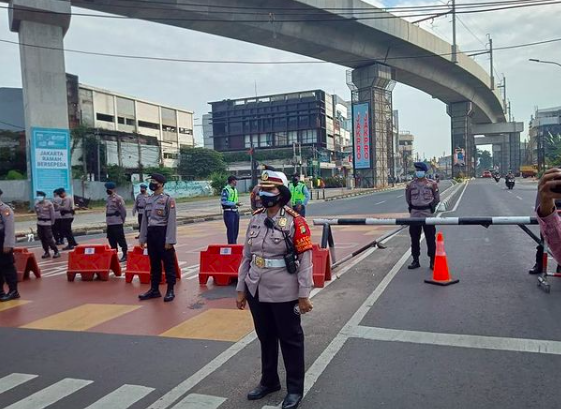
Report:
529,106,561,170
397,131,415,177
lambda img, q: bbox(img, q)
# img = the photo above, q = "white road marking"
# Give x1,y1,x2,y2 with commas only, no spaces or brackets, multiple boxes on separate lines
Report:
396,195,404,198
516,195,523,200
374,201,386,205
439,181,469,215
350,326,561,356
3,378,92,409
171,393,226,409
84,384,155,409
0,373,38,394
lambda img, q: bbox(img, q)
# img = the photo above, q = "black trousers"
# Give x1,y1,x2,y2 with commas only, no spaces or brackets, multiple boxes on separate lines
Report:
137,214,143,232
37,225,58,253
107,224,128,253
59,218,77,246
52,219,63,244
246,289,305,395
223,211,240,244
410,225,436,260
147,226,177,288
0,235,17,293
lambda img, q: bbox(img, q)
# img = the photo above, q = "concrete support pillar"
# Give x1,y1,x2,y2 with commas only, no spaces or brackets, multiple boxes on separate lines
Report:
9,0,72,197
447,101,475,178
492,144,502,171
509,132,521,174
349,64,394,188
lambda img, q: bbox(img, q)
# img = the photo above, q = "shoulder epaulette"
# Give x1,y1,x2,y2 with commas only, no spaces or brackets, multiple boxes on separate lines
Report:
252,208,266,216
283,205,299,218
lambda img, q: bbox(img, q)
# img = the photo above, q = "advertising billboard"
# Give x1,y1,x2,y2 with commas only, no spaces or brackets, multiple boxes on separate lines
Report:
352,103,371,170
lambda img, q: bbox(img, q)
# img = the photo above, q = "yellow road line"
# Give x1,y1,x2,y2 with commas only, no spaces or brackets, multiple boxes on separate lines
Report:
160,309,254,342
0,300,31,312
21,304,140,331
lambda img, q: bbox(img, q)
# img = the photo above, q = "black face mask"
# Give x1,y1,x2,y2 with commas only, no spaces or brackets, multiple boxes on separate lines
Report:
106,189,113,195
149,182,159,192
261,195,280,208
292,178,299,184
140,189,146,194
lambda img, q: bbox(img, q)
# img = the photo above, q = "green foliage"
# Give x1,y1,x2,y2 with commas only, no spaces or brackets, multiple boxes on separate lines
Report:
222,147,314,164
144,166,176,182
476,149,493,175
324,176,346,188
210,172,228,195
71,165,85,180
544,132,561,167
106,164,129,186
6,170,25,180
179,148,226,179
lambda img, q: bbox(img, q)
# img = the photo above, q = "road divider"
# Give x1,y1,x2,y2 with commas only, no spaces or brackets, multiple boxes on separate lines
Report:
14,248,41,282
67,245,122,282
125,246,181,285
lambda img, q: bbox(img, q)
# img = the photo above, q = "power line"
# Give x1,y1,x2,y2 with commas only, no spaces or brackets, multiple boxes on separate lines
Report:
0,119,25,131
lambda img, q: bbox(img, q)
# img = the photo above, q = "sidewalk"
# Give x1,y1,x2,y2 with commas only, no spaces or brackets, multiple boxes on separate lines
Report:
15,185,404,238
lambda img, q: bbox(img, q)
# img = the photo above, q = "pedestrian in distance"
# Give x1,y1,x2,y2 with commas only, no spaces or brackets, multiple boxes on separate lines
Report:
221,175,241,244
105,182,128,262
0,189,20,302
132,184,149,239
138,173,178,303
34,191,60,259
536,168,561,264
289,174,310,217
236,168,314,409
58,188,78,250
406,161,440,270
52,189,64,245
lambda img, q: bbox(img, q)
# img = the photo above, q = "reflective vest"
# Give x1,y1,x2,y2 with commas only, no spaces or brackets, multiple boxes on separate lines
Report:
290,182,306,206
224,185,239,204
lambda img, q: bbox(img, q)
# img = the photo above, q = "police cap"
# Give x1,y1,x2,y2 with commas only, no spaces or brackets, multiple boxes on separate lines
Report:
227,175,238,183
414,162,429,172
104,182,116,189
150,173,167,184
140,184,147,189
58,188,65,194
36,191,46,197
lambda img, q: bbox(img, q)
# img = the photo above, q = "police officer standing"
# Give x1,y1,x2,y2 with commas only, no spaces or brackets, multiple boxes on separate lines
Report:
35,191,61,259
105,182,128,262
58,188,78,250
221,175,241,244
52,189,63,245
132,184,149,239
288,174,310,217
0,189,19,302
406,162,440,270
138,173,178,302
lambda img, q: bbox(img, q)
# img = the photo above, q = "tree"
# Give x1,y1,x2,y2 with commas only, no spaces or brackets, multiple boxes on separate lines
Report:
476,149,493,174
179,148,226,179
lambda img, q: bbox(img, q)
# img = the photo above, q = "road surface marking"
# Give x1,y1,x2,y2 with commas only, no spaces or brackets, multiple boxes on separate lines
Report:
21,304,140,332
161,309,254,342
350,326,561,356
440,181,469,215
0,300,30,312
0,373,38,394
516,195,523,200
374,201,386,205
84,384,155,409
396,195,404,198
171,393,226,409
3,378,92,409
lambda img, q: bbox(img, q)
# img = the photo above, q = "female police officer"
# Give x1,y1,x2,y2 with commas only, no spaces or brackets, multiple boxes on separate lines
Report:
236,168,313,409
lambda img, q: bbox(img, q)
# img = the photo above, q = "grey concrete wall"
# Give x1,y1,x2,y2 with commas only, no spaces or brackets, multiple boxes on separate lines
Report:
0,180,31,202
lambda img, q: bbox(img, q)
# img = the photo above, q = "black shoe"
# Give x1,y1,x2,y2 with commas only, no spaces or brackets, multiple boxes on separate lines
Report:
408,260,421,269
62,245,75,251
138,288,161,301
247,384,281,401
164,287,175,302
529,264,542,275
282,393,303,409
41,252,50,259
430,258,435,270
0,290,20,302
120,255,128,263
53,252,61,259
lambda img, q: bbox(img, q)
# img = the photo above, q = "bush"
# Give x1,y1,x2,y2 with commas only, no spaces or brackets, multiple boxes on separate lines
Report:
324,176,346,188
144,166,175,182
106,164,129,186
6,170,25,180
210,172,228,195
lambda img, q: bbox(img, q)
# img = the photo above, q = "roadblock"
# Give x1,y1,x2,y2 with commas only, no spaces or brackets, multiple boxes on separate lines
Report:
425,233,459,286
14,248,41,282
199,245,244,286
67,245,122,282
312,244,331,288
125,246,181,284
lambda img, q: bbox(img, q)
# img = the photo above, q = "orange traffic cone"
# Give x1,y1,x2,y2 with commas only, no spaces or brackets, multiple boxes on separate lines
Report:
424,232,459,286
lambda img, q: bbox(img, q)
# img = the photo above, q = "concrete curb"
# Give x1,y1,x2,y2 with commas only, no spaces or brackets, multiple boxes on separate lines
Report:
323,185,405,202
437,182,465,212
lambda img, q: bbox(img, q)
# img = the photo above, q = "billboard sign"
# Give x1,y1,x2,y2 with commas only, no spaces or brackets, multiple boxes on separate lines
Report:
453,147,466,167
352,103,371,169
30,127,72,198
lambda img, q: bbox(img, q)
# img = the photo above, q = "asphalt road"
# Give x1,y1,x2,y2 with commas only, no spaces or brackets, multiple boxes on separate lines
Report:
4,178,552,409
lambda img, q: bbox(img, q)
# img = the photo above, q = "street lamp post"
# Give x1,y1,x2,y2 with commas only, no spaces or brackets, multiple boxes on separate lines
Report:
529,59,561,69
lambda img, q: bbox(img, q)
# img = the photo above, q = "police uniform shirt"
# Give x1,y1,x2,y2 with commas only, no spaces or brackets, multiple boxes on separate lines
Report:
133,193,149,216
106,193,126,225
59,196,75,219
0,202,15,248
35,200,56,226
236,207,313,303
53,196,62,219
406,179,440,217
139,193,177,245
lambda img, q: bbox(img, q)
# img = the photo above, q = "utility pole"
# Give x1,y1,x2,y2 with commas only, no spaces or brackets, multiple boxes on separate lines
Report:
498,75,507,117
96,131,101,182
488,35,495,90
136,133,143,180
451,0,458,63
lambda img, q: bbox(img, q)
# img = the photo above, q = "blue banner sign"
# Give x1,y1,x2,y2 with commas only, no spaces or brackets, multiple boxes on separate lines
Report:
352,103,371,170
30,128,72,198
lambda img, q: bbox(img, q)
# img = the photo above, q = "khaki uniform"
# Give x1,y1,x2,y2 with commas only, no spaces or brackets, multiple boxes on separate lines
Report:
0,201,17,294
132,192,149,230
106,193,127,255
139,193,177,288
59,195,77,247
35,199,58,254
52,195,63,244
405,178,440,261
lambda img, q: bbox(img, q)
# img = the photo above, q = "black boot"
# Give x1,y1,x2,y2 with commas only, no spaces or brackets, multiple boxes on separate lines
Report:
41,252,50,259
282,393,303,409
0,290,20,302
247,384,281,401
53,252,61,259
164,286,175,302
408,259,421,269
138,287,161,301
528,263,542,275
119,254,128,263
430,258,435,270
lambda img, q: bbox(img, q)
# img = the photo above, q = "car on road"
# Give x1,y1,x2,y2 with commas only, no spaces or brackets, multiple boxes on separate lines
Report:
482,170,492,178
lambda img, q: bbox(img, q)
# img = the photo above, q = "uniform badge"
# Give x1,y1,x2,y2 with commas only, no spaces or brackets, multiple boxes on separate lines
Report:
157,209,164,216
300,225,307,234
262,172,269,181
255,256,265,268
278,217,287,227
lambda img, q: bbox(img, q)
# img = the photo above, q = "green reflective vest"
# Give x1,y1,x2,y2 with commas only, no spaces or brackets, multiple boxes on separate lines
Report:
290,182,306,206
224,185,239,203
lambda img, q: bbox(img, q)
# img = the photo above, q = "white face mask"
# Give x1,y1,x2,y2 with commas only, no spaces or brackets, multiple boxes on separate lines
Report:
36,196,45,201
415,171,426,178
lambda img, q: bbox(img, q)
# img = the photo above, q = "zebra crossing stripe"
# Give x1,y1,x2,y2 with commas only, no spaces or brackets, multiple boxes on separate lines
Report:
171,393,226,409
0,373,38,394
83,384,155,409
3,378,92,409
